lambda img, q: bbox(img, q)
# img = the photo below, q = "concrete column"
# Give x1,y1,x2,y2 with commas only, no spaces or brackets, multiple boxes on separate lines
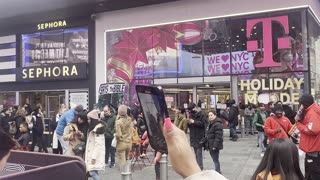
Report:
65,90,69,109
15,91,19,105
193,86,197,104
301,10,310,94
231,75,238,103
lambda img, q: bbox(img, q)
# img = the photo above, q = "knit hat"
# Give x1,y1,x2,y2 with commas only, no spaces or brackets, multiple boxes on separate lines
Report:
74,105,84,113
118,105,128,116
87,109,100,120
299,94,314,109
273,104,283,113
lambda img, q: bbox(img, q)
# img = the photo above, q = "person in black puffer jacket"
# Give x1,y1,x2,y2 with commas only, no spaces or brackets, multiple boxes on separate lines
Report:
187,102,207,170
206,111,223,174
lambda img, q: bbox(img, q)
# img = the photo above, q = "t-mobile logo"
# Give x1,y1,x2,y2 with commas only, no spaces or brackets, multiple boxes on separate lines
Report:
247,16,290,67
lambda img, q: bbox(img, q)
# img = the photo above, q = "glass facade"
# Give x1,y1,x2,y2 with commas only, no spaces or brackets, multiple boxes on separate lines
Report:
105,8,318,106
308,11,320,104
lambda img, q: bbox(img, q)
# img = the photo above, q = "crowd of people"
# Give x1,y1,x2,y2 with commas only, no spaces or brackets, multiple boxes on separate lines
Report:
1,93,320,180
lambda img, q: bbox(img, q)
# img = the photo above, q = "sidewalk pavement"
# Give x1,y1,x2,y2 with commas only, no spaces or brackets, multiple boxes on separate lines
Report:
98,131,263,180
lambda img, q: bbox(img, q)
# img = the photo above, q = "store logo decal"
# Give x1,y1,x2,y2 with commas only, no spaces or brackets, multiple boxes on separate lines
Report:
246,16,290,68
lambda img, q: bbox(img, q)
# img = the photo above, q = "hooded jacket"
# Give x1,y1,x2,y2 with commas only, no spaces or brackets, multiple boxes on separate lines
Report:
206,118,223,150
228,104,239,123
85,122,107,172
56,109,76,136
115,105,133,144
264,115,292,142
297,103,320,152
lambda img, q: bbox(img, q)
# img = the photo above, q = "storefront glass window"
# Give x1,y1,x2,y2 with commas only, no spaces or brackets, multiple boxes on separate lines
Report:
229,10,305,75
238,72,304,106
177,22,204,77
308,11,320,102
203,19,231,76
105,9,312,106
0,93,16,108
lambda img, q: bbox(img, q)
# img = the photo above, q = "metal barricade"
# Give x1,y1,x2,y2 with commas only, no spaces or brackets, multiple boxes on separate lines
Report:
0,151,86,180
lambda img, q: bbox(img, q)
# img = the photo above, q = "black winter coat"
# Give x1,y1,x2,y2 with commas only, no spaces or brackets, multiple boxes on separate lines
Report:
188,109,207,148
32,115,44,136
228,105,239,123
14,115,26,138
0,113,10,134
136,116,146,137
206,118,224,150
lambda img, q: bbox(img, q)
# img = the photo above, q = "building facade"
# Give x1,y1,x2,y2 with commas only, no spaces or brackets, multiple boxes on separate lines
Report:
0,16,96,118
95,0,320,111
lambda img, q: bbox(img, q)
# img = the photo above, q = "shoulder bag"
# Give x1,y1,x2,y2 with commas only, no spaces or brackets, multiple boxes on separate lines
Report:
73,142,86,155
271,117,299,143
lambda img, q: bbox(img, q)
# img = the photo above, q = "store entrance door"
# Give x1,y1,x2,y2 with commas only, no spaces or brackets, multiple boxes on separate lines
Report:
47,95,65,119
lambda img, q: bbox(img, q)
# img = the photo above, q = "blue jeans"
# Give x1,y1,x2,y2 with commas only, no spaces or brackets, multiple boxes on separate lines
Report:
89,170,100,180
258,132,266,153
229,122,238,139
245,118,253,134
209,149,221,174
193,147,203,170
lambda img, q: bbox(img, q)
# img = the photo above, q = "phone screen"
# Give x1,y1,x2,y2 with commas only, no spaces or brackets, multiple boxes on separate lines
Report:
137,87,168,153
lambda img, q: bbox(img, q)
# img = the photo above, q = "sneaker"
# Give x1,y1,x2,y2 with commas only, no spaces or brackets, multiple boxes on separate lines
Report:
140,153,146,158
109,163,115,168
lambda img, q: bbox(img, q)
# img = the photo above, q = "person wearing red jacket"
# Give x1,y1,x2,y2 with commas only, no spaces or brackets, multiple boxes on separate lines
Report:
264,104,292,142
295,94,320,180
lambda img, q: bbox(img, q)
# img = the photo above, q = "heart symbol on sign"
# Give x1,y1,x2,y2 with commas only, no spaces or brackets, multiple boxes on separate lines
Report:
222,64,230,71
221,55,229,62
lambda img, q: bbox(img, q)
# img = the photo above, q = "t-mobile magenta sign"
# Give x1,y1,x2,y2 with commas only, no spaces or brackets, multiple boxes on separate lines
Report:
247,16,290,68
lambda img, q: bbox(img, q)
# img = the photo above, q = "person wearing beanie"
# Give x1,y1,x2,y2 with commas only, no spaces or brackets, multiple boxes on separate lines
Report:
264,104,292,143
63,111,88,158
295,94,320,180
55,105,84,154
115,105,133,167
85,109,107,180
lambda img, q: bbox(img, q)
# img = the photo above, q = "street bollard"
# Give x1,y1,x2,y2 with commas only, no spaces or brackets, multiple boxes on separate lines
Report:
160,154,168,180
241,116,245,138
121,162,132,180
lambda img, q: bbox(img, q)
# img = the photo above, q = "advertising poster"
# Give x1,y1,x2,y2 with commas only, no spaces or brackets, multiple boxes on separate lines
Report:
69,92,88,110
22,27,88,67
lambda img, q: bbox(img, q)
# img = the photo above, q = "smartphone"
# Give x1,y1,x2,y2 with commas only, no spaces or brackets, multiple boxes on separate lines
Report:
136,85,168,154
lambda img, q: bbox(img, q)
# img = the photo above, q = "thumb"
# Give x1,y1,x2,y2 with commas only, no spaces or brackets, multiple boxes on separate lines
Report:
163,118,176,141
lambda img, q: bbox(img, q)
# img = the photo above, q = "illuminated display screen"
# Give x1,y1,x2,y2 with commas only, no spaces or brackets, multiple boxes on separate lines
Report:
22,27,88,67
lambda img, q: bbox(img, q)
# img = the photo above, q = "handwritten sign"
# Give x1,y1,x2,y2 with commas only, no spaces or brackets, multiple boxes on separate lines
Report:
99,83,126,95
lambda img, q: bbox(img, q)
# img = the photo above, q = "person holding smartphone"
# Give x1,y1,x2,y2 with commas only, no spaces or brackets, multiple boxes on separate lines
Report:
63,111,88,158
187,102,207,170
295,94,320,180
154,118,227,180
